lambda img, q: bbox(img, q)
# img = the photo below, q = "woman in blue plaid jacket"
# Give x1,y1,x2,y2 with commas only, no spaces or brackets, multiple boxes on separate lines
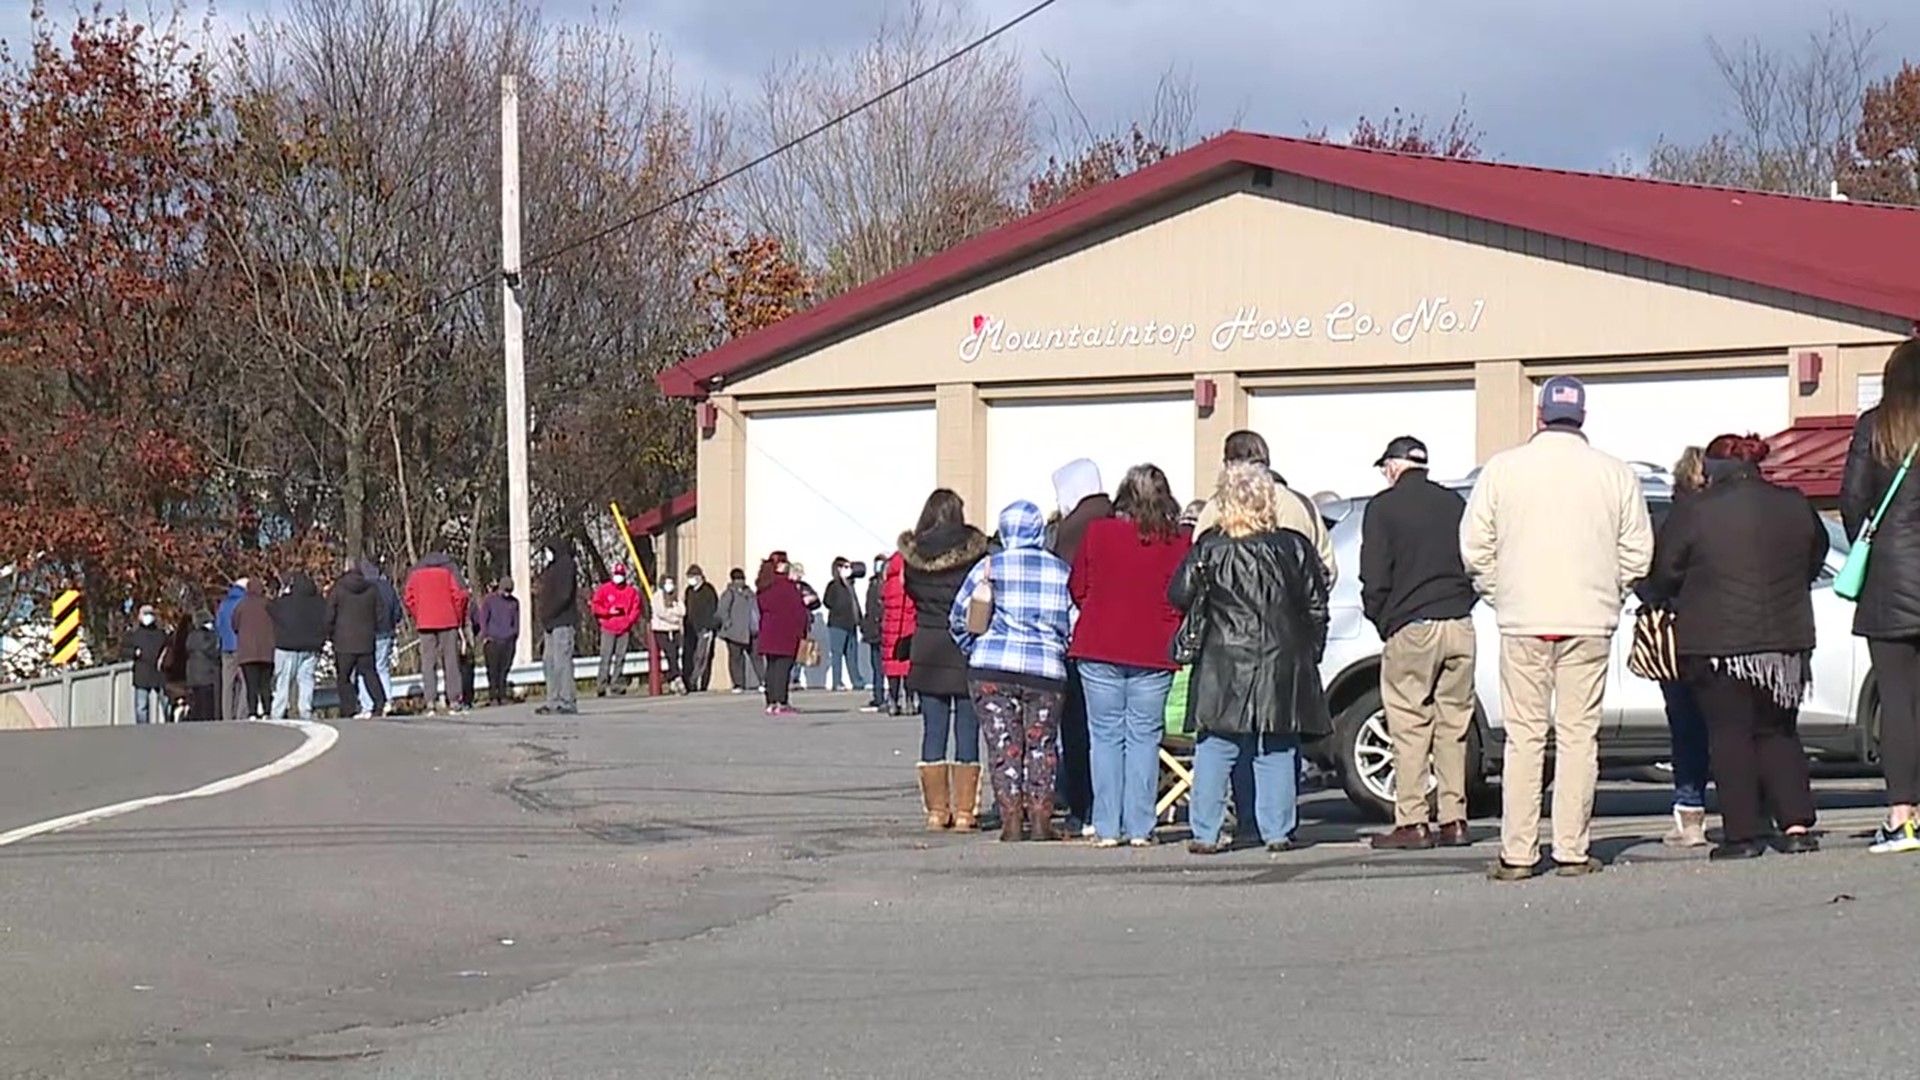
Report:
950,500,1077,841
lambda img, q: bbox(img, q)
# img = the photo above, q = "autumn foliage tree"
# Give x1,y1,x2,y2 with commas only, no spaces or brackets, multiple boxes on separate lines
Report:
1025,124,1175,213
1307,101,1485,159
698,232,815,340
0,12,240,644
1840,61,1920,205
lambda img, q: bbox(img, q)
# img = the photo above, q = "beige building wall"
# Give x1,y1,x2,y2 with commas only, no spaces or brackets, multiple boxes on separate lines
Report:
726,189,1895,399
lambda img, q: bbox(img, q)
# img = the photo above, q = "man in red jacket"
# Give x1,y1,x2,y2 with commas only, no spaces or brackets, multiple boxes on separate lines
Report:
404,552,470,715
591,564,643,696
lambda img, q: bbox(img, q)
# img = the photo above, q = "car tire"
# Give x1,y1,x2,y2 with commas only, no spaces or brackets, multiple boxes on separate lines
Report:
1335,684,1489,824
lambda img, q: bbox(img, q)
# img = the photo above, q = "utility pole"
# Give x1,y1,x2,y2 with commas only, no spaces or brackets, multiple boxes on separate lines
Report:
501,74,534,668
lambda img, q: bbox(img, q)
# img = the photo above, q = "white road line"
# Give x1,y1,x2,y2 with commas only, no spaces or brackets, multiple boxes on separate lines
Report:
0,719,339,849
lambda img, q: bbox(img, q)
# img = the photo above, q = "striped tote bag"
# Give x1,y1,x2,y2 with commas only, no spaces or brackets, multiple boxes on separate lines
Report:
1626,606,1680,683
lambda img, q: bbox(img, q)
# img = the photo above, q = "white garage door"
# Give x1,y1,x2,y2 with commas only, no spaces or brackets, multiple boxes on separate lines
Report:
743,406,937,591
985,397,1196,520
1247,384,1477,502
1560,370,1788,471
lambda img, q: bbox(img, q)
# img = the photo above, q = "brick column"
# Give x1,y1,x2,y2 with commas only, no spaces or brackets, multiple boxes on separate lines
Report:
1193,372,1247,502
695,395,746,690
1475,360,1529,462
936,383,988,517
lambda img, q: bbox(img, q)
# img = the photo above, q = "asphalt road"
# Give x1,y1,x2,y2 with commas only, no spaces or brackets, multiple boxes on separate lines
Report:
0,692,1913,1079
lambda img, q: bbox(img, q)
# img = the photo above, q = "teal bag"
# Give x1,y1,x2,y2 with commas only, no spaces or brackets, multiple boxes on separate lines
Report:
1836,443,1917,602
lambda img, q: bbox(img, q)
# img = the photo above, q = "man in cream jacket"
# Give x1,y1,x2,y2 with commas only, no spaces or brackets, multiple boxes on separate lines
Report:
1461,376,1654,881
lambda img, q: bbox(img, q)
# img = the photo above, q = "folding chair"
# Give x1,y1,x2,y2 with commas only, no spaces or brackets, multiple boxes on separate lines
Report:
1157,734,1195,822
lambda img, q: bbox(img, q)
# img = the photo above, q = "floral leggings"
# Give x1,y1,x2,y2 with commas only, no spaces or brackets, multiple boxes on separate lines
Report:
969,677,1064,812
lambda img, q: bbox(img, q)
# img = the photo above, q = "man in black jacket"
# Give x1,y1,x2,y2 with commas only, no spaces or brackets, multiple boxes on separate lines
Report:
327,561,386,719
681,565,720,693
535,537,580,715
1359,436,1480,850
269,571,329,720
123,604,171,724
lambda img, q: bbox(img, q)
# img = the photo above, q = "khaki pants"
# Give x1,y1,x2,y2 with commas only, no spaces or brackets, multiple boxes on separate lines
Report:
1380,618,1476,827
1497,635,1610,867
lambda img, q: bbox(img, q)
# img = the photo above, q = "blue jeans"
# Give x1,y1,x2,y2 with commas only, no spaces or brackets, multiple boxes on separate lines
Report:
1080,661,1174,842
374,634,396,702
920,693,980,763
133,687,165,725
1191,732,1299,846
1662,680,1712,810
867,643,885,706
271,649,318,719
826,627,865,690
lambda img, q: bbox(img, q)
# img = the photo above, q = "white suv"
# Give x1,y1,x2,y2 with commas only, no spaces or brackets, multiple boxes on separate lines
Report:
1309,468,1872,821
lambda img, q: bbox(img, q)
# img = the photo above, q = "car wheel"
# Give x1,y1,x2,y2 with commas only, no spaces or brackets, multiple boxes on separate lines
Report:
1336,685,1489,823
1335,688,1425,822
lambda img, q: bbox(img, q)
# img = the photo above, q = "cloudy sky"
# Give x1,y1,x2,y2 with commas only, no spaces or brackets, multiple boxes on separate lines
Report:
6,0,1917,170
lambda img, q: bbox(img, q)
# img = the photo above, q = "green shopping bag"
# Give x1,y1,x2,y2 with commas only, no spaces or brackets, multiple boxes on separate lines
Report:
1165,666,1191,736
1837,443,1917,601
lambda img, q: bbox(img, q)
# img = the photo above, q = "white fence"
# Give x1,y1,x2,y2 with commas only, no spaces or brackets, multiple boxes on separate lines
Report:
0,652,653,729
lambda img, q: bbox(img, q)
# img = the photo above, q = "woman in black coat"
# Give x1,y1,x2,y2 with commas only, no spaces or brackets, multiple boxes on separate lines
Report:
900,489,990,830
1169,462,1330,855
1841,337,1920,854
1642,434,1828,860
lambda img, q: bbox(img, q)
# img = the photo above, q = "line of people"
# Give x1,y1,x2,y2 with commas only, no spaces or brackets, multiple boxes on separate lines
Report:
765,342,1920,868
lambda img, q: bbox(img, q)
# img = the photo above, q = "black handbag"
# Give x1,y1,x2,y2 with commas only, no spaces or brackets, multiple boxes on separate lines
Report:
1170,565,1210,665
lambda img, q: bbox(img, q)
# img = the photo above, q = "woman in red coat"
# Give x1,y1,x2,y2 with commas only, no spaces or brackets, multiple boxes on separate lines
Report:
879,551,915,715
1070,464,1191,847
755,551,809,715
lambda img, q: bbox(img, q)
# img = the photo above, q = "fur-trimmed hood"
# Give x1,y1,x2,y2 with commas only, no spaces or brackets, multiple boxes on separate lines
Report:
898,524,989,572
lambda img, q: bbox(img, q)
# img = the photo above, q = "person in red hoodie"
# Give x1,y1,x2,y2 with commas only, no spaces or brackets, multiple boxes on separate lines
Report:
755,551,809,716
591,563,643,696
404,552,471,716
878,550,915,716
1069,464,1192,847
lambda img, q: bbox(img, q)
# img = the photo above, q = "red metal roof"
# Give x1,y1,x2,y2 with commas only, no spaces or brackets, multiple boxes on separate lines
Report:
626,491,697,536
659,130,1920,399
1761,415,1856,498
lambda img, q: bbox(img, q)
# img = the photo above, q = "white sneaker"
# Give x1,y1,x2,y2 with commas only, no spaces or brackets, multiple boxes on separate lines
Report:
353,711,373,720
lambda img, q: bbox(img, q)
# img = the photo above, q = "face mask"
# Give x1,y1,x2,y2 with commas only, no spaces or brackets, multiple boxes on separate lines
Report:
836,567,850,578
873,562,886,575
613,573,626,584
139,613,155,627
687,575,702,587
775,564,789,576
662,582,676,593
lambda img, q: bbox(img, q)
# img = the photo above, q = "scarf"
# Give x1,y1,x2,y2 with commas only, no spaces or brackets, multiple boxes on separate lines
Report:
1711,651,1810,710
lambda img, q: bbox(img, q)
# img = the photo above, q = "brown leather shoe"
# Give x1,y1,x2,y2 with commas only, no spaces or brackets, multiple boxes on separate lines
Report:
1435,821,1472,847
1369,824,1435,850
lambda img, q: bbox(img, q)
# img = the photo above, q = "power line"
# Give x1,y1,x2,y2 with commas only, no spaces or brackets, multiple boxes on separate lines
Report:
364,0,1062,346
522,0,1063,270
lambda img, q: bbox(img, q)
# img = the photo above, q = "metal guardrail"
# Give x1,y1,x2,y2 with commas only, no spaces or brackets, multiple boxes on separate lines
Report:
0,652,654,729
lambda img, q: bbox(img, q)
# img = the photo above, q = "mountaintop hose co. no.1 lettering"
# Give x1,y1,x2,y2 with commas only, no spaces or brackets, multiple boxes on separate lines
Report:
957,297,1487,363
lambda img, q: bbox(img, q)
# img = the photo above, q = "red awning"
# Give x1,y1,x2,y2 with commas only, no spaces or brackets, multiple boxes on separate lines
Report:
626,492,697,537
1761,415,1855,498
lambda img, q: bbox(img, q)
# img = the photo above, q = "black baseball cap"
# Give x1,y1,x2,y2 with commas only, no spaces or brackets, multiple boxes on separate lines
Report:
1373,436,1430,468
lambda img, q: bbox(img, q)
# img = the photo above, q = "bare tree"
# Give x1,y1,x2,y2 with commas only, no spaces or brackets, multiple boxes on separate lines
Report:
217,0,726,578
1038,55,1202,159
731,0,1033,293
1636,12,1878,193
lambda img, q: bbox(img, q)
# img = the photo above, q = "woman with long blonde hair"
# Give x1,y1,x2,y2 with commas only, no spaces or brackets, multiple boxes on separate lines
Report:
1168,462,1331,854
1842,338,1920,853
